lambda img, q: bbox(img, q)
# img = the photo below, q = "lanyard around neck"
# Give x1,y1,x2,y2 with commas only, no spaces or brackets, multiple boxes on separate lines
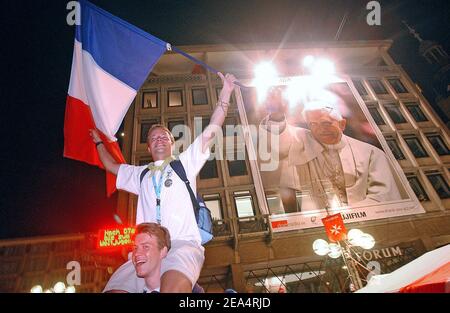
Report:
151,166,167,225
147,156,174,173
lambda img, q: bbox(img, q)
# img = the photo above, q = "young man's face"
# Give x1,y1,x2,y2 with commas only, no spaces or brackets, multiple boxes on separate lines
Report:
147,127,173,160
132,233,165,278
306,110,346,145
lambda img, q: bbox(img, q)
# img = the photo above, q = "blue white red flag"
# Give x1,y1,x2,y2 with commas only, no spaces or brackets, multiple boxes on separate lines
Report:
64,0,167,196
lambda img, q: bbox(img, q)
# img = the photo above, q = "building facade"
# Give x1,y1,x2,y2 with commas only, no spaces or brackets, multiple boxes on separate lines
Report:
404,21,450,127
116,40,449,292
0,233,123,293
1,40,448,293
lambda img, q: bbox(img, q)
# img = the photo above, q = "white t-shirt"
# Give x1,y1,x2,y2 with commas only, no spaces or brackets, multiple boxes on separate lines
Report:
143,286,160,293
116,135,210,244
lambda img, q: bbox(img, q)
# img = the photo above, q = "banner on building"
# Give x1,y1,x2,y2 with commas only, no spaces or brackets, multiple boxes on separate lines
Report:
235,74,425,233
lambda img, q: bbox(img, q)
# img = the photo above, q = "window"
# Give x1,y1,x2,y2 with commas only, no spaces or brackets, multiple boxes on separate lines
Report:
404,136,429,158
51,255,73,269
388,78,409,94
168,90,183,107
216,87,234,104
266,195,284,214
193,117,210,134
426,135,449,156
234,191,255,218
199,160,219,179
215,87,222,101
385,104,407,124
140,119,159,143
54,241,79,252
352,80,368,96
82,269,96,284
228,160,248,177
406,175,429,202
2,245,26,257
386,138,406,160
405,103,428,122
142,91,158,109
203,194,223,220
0,260,20,275
426,173,450,199
368,107,386,125
25,257,48,271
368,79,388,94
223,117,240,136
192,88,208,105
167,120,186,141
29,243,51,254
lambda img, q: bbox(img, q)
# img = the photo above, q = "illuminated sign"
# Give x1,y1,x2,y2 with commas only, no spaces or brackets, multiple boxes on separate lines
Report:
97,227,136,249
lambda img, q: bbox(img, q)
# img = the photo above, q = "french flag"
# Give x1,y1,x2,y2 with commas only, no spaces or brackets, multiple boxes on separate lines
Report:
64,0,167,196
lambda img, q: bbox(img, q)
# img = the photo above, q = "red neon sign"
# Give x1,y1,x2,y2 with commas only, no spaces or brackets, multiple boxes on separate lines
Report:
97,227,136,249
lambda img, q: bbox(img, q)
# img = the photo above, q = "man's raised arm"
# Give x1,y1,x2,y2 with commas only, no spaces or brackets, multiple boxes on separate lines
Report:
201,73,237,152
89,129,121,175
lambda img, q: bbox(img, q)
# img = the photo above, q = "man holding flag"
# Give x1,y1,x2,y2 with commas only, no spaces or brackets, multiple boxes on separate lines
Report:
92,72,236,292
63,0,238,292
64,0,169,196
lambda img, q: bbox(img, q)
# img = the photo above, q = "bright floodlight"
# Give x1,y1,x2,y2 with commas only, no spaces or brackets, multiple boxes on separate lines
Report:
253,62,278,102
347,229,364,246
30,285,43,293
359,233,375,250
44,289,52,293
327,243,342,259
254,61,278,81
53,281,66,293
65,286,76,293
313,239,330,256
311,58,335,76
303,55,315,68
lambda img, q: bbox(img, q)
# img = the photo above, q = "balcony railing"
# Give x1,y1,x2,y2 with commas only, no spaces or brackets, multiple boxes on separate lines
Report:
212,219,232,237
211,215,270,238
237,215,269,234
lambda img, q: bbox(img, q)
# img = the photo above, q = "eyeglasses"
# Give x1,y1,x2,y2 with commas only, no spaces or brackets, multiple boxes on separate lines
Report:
150,135,171,143
308,121,336,128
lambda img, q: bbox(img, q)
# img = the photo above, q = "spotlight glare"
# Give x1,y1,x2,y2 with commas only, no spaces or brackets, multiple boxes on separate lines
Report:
359,233,376,250
313,239,330,256
53,282,66,293
303,55,315,68
312,58,335,76
30,285,43,293
327,243,342,259
348,229,364,246
252,62,278,102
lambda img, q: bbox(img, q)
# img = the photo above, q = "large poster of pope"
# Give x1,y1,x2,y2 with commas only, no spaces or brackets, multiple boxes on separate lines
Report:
238,69,425,232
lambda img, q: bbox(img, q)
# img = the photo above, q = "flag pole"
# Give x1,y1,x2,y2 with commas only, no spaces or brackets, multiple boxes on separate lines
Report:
169,45,248,88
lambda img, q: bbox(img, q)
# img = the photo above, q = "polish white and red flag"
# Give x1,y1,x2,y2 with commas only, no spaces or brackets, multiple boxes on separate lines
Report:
64,0,167,196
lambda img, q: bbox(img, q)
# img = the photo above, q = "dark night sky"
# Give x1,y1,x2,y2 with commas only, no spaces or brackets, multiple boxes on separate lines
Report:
0,0,449,239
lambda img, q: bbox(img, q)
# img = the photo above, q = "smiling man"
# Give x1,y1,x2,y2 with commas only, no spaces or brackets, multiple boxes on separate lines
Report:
132,223,171,293
91,72,236,293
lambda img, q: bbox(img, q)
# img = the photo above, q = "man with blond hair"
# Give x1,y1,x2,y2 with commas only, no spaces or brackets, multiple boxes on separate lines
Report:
92,72,236,293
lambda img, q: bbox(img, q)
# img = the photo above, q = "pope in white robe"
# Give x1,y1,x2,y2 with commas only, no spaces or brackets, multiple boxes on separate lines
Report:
260,97,403,213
